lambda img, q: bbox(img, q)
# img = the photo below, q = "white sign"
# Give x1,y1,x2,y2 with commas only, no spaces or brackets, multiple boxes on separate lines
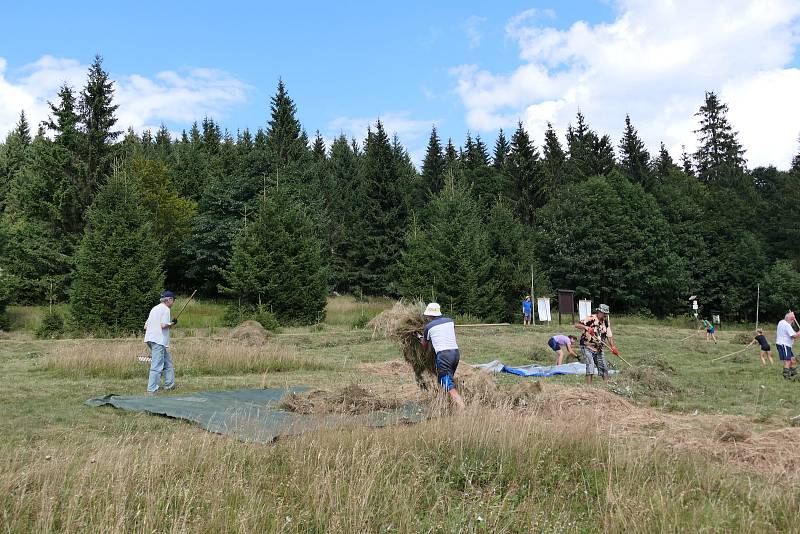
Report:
692,300,698,310
579,300,592,320
537,298,552,322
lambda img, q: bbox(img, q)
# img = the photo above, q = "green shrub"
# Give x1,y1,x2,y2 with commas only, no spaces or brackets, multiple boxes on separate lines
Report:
35,309,65,339
350,314,370,330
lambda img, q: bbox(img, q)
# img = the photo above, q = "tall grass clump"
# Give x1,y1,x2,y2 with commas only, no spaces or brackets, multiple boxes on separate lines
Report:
42,339,334,379
1,409,797,532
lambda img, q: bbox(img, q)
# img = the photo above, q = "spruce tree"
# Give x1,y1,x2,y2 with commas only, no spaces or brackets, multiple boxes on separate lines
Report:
791,135,800,175
618,115,652,189
652,142,674,181
221,188,326,325
693,91,746,184
265,79,306,169
398,174,495,319
492,129,510,170
352,121,407,295
444,138,460,175
70,165,164,333
542,122,565,195
311,130,326,161
565,112,593,180
508,121,545,225
421,126,445,194
589,133,616,176
46,84,79,153
0,112,32,211
680,145,694,177
78,55,120,209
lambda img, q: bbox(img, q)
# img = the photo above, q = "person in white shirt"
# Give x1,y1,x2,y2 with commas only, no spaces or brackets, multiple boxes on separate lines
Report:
419,302,465,410
144,291,178,393
776,311,800,380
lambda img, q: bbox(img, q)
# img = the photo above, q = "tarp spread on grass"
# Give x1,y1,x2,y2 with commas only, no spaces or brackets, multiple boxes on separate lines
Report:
86,388,426,443
474,361,588,376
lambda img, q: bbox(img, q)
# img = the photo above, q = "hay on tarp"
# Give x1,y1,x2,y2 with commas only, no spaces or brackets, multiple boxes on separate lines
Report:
279,383,406,415
369,301,437,388
230,320,272,345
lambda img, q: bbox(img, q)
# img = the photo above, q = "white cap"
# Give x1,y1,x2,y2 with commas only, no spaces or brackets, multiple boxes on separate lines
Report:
424,302,442,317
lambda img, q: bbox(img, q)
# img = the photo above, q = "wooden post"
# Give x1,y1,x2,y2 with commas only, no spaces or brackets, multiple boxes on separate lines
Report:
530,264,536,326
755,283,760,331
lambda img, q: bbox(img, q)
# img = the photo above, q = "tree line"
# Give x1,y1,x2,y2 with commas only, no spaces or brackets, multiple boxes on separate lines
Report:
1,55,799,333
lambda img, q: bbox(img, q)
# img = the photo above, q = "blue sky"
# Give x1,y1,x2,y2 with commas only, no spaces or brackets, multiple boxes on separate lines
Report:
2,1,799,168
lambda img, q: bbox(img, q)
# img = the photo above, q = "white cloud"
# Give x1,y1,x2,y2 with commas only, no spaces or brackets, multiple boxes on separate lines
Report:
0,55,250,140
462,15,488,49
452,0,800,169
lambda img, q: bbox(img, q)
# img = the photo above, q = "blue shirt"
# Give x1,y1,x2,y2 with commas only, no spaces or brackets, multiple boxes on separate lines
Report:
522,300,532,313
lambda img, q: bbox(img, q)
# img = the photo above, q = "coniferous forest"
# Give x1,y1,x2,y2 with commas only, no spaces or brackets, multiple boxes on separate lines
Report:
1,55,799,332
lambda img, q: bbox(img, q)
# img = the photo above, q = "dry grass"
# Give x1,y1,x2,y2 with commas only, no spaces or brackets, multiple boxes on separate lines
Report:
42,338,333,379
2,408,798,533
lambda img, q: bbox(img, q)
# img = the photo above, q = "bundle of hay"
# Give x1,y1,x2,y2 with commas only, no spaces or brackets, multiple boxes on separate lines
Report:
369,301,437,388
230,320,272,345
731,332,753,345
280,384,404,415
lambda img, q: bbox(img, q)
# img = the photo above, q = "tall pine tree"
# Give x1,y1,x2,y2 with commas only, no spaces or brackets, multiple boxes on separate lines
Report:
70,165,164,333
78,55,120,209
618,115,652,189
693,91,746,184
421,126,445,194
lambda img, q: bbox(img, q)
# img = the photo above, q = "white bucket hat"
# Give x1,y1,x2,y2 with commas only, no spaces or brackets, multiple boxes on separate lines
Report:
423,302,442,317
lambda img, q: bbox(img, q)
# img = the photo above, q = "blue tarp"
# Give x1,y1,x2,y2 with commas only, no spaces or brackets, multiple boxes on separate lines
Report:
474,361,588,377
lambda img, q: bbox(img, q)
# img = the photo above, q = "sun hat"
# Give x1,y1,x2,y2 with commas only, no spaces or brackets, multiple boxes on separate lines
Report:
596,304,610,314
423,302,442,317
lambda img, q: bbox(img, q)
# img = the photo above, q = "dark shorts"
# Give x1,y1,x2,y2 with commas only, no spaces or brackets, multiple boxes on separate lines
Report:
777,344,795,361
759,344,771,352
435,349,460,391
548,337,561,352
706,327,715,334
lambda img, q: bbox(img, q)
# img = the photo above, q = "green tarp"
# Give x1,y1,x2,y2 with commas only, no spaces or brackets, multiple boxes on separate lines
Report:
86,388,426,443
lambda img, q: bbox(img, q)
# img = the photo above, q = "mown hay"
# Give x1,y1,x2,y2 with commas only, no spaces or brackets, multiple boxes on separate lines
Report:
369,301,437,387
230,320,272,345
624,366,683,395
715,421,752,443
280,383,405,415
636,352,677,374
731,332,753,345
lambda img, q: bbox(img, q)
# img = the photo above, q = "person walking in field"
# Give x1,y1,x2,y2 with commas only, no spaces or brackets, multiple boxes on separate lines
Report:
746,329,774,365
522,295,532,326
419,302,466,409
144,291,178,394
575,304,617,384
701,318,718,343
547,334,578,365
776,312,800,380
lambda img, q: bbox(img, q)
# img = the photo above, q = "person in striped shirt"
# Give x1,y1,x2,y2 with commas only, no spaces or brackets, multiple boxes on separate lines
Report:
419,302,466,410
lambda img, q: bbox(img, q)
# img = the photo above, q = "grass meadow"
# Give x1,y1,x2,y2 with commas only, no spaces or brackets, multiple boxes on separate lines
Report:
2,297,800,532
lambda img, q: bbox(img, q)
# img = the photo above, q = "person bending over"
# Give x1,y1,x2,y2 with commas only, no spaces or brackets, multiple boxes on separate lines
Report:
419,302,466,409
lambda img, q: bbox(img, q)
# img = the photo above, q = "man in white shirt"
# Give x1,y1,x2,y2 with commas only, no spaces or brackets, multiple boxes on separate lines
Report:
776,311,800,380
419,302,465,410
144,291,178,393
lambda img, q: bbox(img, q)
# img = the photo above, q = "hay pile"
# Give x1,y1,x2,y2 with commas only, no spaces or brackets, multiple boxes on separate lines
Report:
369,301,437,387
624,366,683,395
280,383,404,415
230,320,272,345
731,332,753,345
